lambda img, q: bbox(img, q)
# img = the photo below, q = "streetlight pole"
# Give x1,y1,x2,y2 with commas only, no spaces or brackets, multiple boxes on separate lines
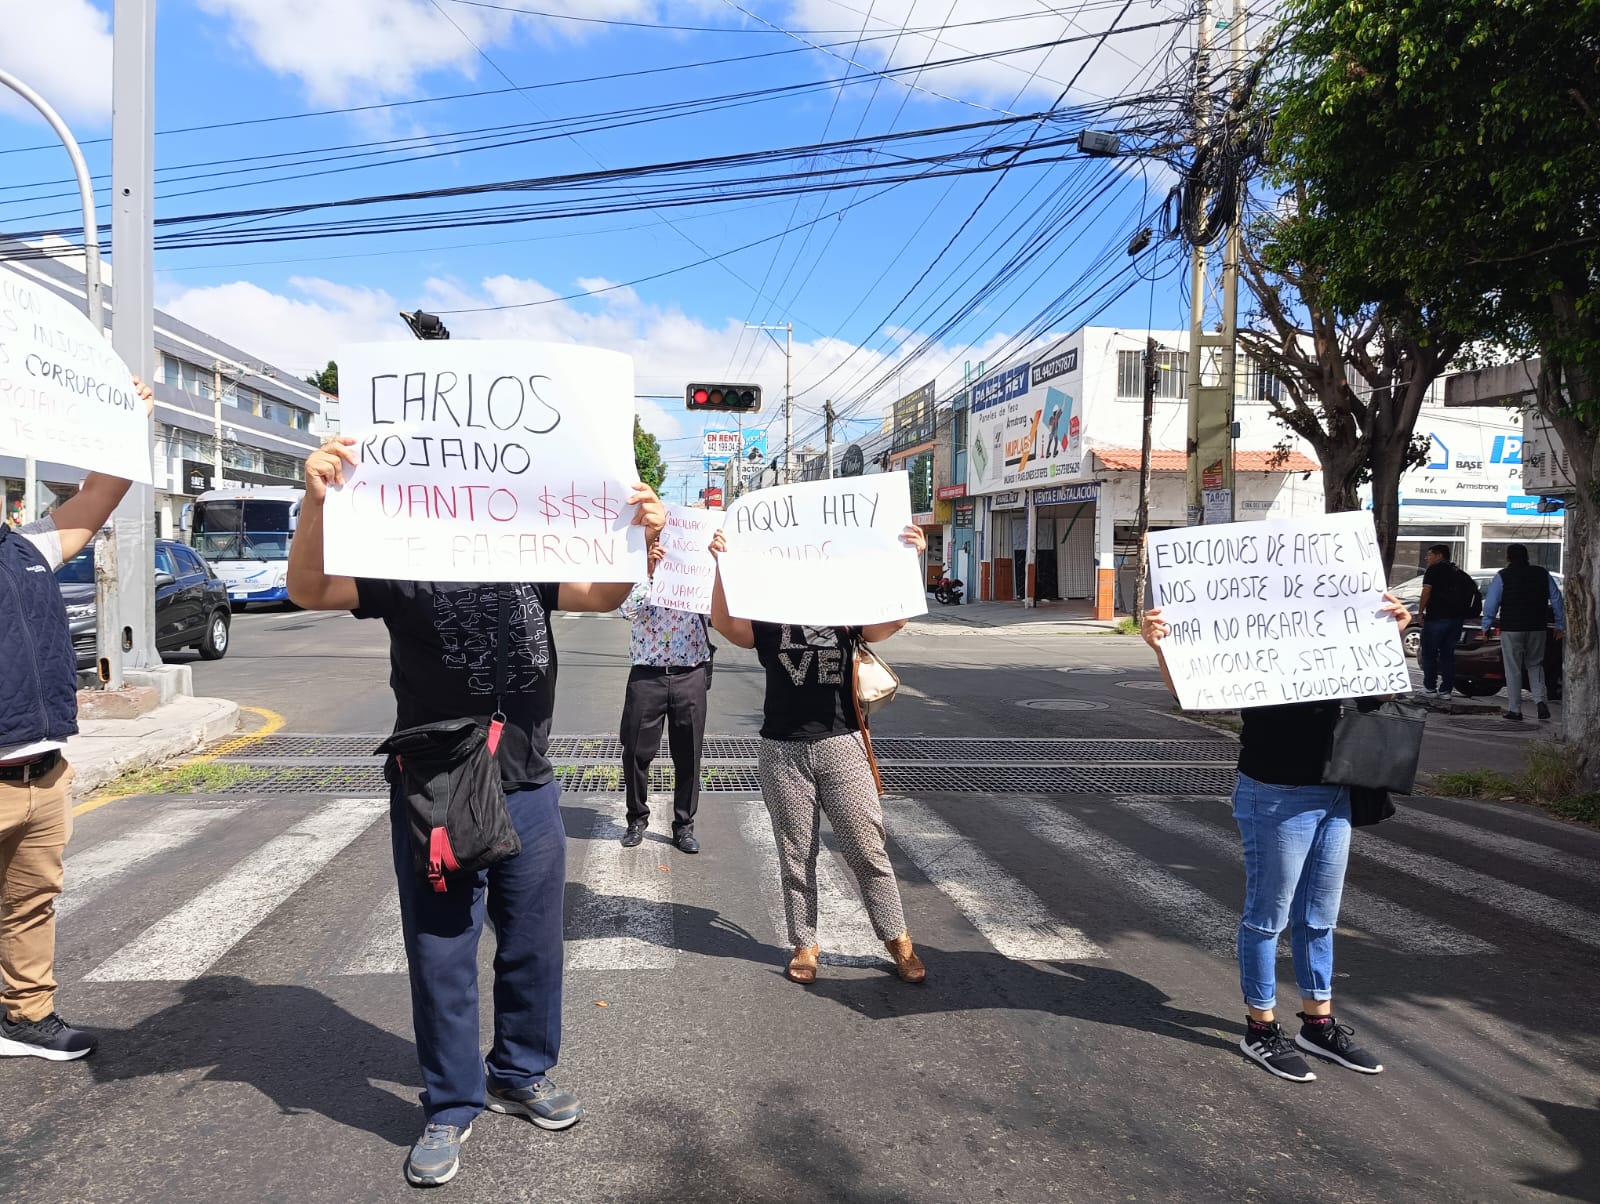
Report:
744,321,792,482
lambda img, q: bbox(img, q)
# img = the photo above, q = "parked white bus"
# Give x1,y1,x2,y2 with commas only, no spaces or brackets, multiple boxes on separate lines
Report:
188,486,303,609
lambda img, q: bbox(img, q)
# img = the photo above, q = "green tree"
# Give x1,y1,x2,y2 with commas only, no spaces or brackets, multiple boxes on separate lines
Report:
305,360,338,396
634,415,667,492
1270,0,1600,782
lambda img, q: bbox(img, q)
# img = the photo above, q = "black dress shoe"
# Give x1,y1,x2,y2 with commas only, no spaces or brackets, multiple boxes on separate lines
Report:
620,820,646,848
673,829,700,854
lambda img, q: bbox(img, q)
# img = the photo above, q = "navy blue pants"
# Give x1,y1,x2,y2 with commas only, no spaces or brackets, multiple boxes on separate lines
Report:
389,780,567,1127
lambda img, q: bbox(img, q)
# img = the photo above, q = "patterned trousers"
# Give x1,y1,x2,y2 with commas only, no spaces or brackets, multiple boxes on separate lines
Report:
756,732,906,948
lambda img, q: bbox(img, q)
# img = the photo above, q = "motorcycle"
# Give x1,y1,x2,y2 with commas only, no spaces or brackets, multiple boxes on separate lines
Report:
929,574,964,606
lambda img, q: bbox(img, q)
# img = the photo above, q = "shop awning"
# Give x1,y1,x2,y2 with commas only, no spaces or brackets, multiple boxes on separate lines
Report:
1091,448,1321,473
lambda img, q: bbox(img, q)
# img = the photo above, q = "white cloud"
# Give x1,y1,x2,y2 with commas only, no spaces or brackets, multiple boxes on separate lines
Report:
0,0,114,125
155,269,1033,469
192,0,688,106
784,0,1194,108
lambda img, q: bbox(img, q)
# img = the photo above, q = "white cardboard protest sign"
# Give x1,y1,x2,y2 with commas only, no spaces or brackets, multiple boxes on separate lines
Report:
648,504,719,614
1147,510,1409,711
322,340,645,582
0,263,151,483
717,472,928,625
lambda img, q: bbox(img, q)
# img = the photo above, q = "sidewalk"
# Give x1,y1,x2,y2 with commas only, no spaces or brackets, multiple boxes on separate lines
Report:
66,695,241,800
914,597,1124,633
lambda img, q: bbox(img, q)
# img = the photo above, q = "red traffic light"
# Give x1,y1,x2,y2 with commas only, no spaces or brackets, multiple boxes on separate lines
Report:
685,382,761,413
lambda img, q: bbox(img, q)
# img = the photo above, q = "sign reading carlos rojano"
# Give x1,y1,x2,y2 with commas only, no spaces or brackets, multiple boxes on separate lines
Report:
1146,511,1409,711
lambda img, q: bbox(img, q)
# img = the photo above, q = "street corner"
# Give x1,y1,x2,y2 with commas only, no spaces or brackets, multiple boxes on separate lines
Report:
67,695,246,806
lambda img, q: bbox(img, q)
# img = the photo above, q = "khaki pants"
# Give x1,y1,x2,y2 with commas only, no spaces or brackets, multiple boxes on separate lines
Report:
0,757,74,1023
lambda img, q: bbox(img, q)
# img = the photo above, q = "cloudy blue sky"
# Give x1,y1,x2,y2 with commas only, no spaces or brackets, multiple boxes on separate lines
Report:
0,0,1204,480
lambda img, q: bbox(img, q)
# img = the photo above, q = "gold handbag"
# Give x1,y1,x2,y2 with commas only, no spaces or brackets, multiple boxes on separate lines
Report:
854,640,899,714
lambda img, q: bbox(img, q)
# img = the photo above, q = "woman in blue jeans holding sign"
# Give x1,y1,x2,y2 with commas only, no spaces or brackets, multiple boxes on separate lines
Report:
1141,594,1411,1083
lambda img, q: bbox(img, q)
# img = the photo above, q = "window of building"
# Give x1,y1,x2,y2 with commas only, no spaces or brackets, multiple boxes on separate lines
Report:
1481,540,1562,573
1116,349,1187,399
1237,353,1283,404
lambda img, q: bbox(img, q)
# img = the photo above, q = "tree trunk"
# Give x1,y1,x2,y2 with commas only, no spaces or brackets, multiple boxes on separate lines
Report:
1320,446,1364,516
1367,437,1406,580
1540,354,1599,793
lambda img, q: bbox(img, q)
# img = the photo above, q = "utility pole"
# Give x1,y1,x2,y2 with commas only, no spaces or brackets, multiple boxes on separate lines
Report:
1134,338,1159,622
1184,0,1246,527
105,0,161,685
823,400,836,480
744,321,792,482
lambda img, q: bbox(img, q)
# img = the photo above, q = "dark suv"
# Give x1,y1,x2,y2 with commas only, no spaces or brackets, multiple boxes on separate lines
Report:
56,538,232,668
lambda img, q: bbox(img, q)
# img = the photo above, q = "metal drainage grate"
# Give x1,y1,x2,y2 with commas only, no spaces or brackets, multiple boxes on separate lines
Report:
239,734,388,758
871,738,1236,764
213,762,1238,796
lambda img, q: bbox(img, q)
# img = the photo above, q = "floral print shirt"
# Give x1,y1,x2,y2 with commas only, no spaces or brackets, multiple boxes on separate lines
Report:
620,582,711,668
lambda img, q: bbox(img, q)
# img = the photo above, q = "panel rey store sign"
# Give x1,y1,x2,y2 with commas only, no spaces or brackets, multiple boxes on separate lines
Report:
965,339,1086,494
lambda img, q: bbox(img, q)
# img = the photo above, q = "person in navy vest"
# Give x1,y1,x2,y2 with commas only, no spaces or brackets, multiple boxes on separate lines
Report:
0,380,153,1063
1481,543,1567,722
288,435,664,1190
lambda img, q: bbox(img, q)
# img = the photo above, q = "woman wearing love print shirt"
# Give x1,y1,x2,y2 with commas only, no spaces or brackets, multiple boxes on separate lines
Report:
708,524,928,986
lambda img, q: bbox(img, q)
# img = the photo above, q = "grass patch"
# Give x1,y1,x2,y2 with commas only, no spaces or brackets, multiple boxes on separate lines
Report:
1113,617,1141,636
103,760,270,798
1424,740,1598,828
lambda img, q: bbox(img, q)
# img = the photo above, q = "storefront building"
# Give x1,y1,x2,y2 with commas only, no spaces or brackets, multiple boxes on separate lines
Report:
965,325,1326,618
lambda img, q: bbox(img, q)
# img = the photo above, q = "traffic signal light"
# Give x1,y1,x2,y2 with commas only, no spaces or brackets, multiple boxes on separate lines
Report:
686,382,761,413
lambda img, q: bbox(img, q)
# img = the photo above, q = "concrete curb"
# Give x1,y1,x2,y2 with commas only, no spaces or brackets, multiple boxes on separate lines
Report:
65,696,241,800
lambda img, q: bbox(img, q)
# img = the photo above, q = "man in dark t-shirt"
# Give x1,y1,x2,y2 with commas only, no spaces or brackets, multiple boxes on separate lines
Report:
1418,544,1471,698
288,436,664,1189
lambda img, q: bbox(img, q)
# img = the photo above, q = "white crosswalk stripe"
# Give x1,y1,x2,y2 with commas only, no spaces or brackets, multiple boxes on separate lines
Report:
83,799,387,983
60,804,243,919
1395,807,1600,883
565,809,675,970
1119,798,1498,956
340,888,407,976
1003,799,1242,959
881,797,1106,962
737,800,887,966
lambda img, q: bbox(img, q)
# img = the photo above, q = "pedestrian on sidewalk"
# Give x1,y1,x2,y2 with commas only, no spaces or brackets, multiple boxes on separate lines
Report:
1418,544,1479,700
287,436,665,1189
618,543,712,853
1481,543,1565,723
1141,593,1412,1084
0,381,153,1064
707,525,928,987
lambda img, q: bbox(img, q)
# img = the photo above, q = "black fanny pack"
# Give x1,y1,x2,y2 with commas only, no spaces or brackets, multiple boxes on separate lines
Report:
377,584,523,892
378,717,521,892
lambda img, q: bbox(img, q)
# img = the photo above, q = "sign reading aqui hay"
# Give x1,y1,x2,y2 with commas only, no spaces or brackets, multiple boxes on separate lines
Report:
717,472,927,626
1147,511,1409,711
321,340,645,582
648,504,719,614
0,263,151,483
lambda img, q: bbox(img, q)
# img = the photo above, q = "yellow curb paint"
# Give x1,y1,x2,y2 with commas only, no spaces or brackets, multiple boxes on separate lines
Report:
72,705,287,817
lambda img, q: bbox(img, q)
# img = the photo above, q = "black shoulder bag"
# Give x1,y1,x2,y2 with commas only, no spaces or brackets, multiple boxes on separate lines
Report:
377,584,522,892
1321,697,1427,827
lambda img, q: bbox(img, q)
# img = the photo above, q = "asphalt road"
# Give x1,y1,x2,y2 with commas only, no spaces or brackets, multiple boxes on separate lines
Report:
5,606,1597,1203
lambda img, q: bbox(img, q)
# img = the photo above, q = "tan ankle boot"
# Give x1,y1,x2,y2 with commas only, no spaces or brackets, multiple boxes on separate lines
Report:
786,945,820,984
885,932,925,983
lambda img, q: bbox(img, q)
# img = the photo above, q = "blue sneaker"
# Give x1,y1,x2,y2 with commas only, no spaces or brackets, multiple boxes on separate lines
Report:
485,1078,585,1130
404,1123,470,1187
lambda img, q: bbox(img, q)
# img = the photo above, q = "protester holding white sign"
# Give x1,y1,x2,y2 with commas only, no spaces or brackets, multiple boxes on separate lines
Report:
285,342,665,1189
0,264,151,485
647,504,719,615
0,377,152,1066
715,472,927,626
1139,511,1412,1086
320,340,647,583
708,520,928,987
